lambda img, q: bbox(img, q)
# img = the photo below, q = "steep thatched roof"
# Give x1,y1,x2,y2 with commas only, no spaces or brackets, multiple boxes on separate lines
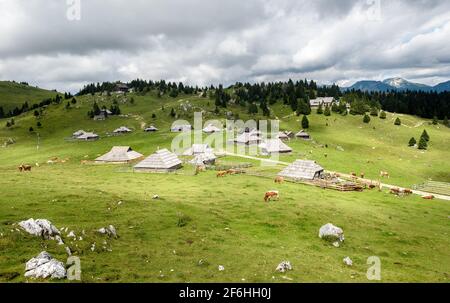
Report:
95,146,143,163
76,132,99,140
203,124,222,133
189,152,216,165
183,144,213,156
73,130,86,137
296,130,310,138
113,126,132,133
234,130,262,145
278,160,324,180
144,126,158,132
259,139,292,154
134,149,182,170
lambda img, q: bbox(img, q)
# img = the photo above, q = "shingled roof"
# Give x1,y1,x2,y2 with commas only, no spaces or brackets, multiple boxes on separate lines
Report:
278,160,324,181
259,139,293,154
95,146,143,163
134,149,182,171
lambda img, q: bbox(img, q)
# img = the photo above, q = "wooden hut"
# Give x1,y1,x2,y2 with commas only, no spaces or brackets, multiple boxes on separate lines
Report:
95,146,143,163
278,160,324,181
134,149,182,172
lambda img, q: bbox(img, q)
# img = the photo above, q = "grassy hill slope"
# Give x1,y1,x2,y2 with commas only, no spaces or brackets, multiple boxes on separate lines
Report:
0,90,449,282
0,81,57,112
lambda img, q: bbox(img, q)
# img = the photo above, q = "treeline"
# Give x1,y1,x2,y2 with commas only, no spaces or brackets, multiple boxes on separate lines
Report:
0,93,75,119
343,89,450,119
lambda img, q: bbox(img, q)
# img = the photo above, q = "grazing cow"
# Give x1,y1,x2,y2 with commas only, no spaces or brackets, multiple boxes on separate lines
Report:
390,188,401,195
18,164,32,172
380,171,390,178
216,171,228,178
264,191,279,202
368,184,377,190
350,172,357,177
403,189,413,195
422,195,435,200
274,176,284,184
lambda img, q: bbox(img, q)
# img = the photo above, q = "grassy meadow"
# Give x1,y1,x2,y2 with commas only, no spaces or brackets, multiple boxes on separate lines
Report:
0,90,449,282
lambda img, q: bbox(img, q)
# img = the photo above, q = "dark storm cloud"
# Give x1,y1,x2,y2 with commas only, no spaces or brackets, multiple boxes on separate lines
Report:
0,0,450,92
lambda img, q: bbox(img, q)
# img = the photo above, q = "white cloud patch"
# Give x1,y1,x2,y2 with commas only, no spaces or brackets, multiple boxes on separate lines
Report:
0,0,449,92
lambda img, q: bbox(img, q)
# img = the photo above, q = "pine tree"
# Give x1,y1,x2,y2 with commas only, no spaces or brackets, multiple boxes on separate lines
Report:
418,136,428,150
302,115,309,129
324,105,331,116
152,113,156,119
6,121,11,127
29,127,34,132
421,130,430,142
444,116,449,127
0,106,4,119
370,107,378,116
394,117,401,126
170,108,176,118
37,122,42,128
408,137,416,147
432,116,438,125
65,102,71,109
317,103,323,115
379,111,387,119
10,118,14,126
363,114,371,123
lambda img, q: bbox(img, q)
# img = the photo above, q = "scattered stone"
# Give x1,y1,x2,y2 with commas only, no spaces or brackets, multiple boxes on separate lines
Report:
67,231,76,238
55,235,64,245
276,261,292,273
65,246,72,256
319,223,345,243
343,257,353,266
332,241,340,248
98,225,118,238
78,236,83,241
91,243,96,252
24,252,66,279
218,265,225,271
152,194,160,200
18,218,60,239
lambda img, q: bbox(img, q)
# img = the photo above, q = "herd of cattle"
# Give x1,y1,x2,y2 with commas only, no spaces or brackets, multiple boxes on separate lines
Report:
17,162,436,200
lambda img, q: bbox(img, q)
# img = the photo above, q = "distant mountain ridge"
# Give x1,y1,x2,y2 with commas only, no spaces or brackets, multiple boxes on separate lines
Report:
344,77,450,93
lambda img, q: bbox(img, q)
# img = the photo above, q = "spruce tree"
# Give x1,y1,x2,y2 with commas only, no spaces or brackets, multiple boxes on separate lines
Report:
0,106,4,118
29,127,34,132
432,116,438,125
317,103,323,114
302,115,309,129
394,117,401,126
408,137,416,147
170,108,176,118
418,136,427,150
324,105,331,116
421,130,430,142
363,114,371,123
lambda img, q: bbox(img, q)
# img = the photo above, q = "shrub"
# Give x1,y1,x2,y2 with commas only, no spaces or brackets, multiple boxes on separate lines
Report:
316,104,323,115
421,130,430,142
370,107,378,116
379,111,386,119
418,136,428,150
29,127,34,132
176,213,191,227
302,115,309,129
324,105,331,116
363,114,371,123
432,116,438,125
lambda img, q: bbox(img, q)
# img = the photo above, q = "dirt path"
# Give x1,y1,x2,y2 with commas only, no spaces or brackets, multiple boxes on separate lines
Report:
333,172,450,201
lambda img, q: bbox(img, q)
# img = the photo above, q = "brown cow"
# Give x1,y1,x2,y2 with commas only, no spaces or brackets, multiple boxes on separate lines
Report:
422,195,435,200
350,172,357,177
390,188,401,195
18,164,32,172
216,171,228,178
380,171,390,178
264,191,279,202
403,189,413,195
274,176,284,184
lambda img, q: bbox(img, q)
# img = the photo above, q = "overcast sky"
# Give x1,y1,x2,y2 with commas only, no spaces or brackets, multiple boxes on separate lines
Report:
1,0,450,93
